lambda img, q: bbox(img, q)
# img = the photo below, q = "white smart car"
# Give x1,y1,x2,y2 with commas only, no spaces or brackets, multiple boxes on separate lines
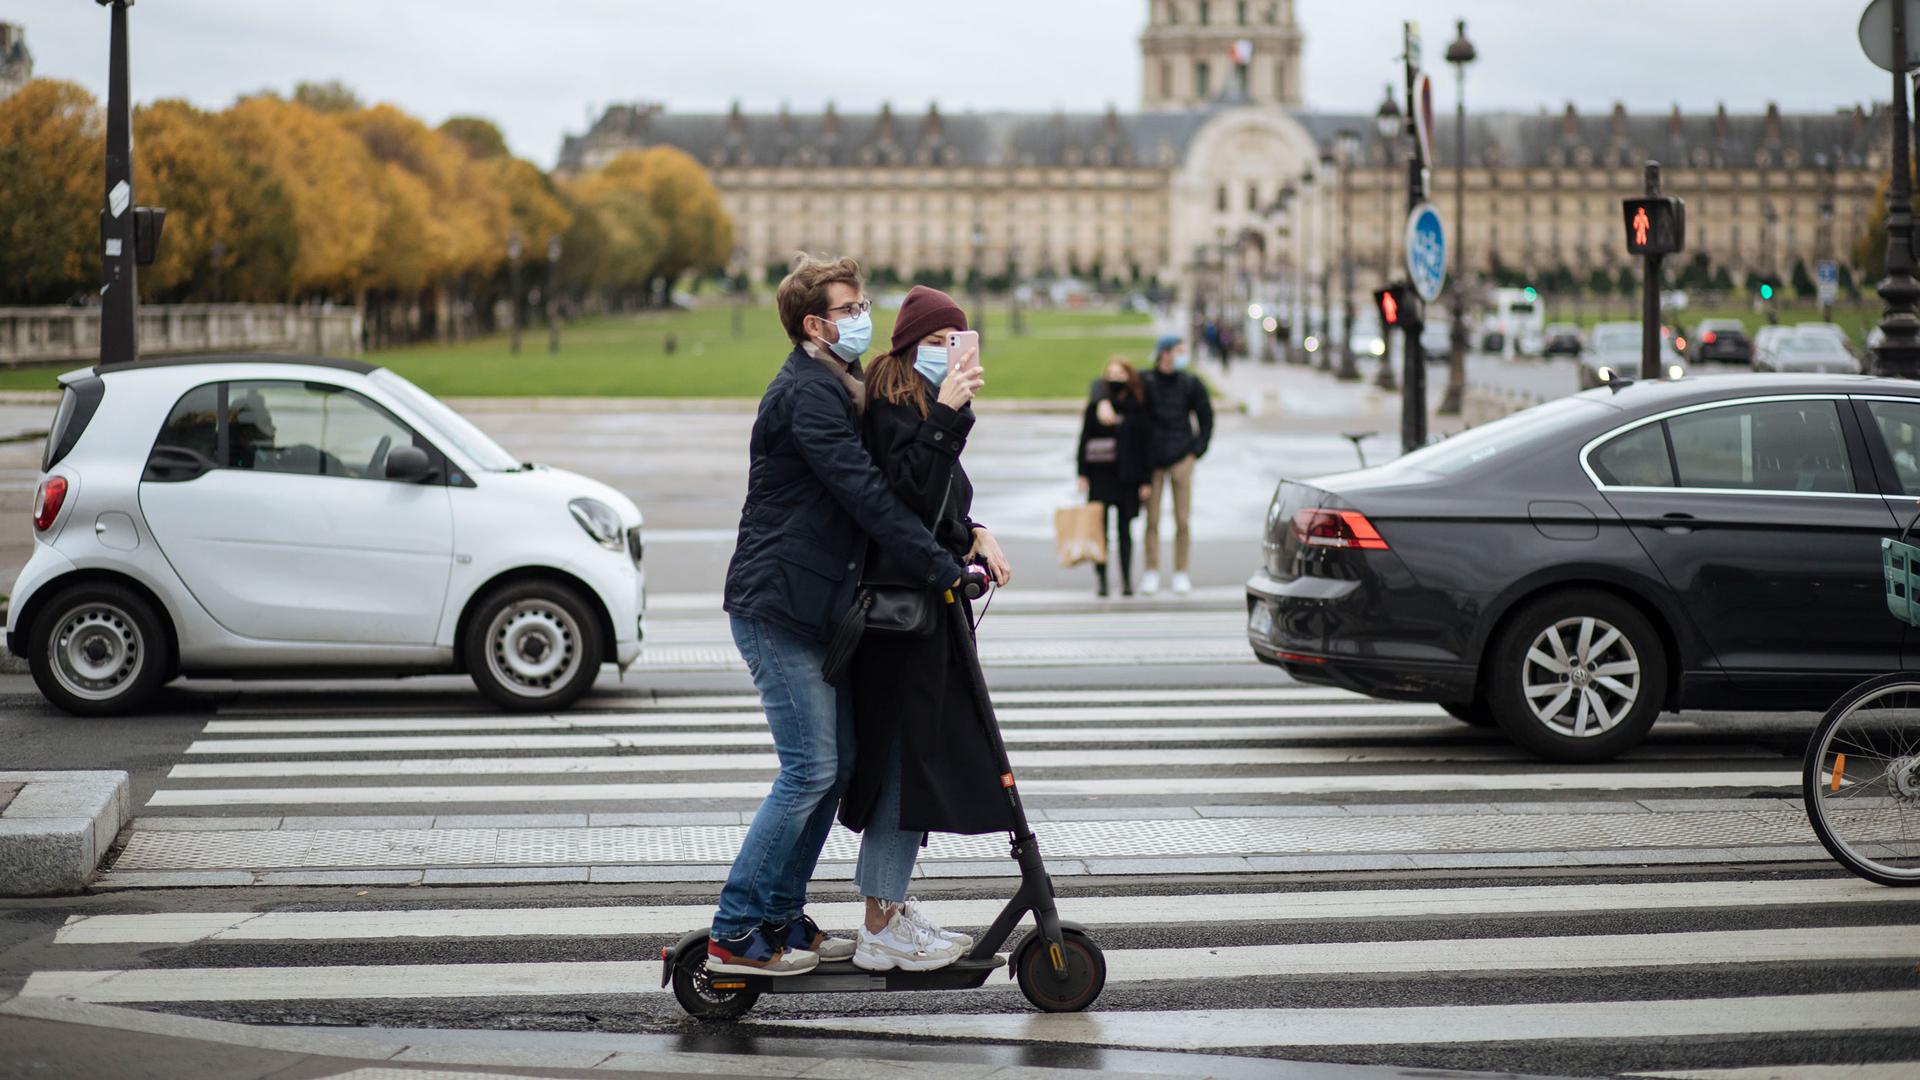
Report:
7,354,645,715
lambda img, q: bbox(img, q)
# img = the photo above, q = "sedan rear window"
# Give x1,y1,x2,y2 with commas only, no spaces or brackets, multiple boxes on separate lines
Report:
1666,400,1855,493
1591,424,1674,487
1384,397,1610,478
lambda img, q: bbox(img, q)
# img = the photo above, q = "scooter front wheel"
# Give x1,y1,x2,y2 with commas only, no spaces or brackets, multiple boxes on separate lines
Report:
672,949,761,1021
1015,928,1105,1012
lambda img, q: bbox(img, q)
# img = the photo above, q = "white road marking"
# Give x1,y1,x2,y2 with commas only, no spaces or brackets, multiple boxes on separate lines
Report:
163,745,1579,780
144,770,1800,806
1634,1067,1920,1080
626,687,1371,708
20,931,1918,1005
179,724,1478,756
198,702,1451,734
51,878,1908,945
760,991,1920,1050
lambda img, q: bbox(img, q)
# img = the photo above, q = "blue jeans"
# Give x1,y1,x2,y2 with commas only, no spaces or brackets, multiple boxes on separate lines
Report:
712,616,854,938
853,739,925,903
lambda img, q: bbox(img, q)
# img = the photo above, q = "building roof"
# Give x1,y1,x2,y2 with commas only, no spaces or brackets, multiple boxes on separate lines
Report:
561,101,1880,173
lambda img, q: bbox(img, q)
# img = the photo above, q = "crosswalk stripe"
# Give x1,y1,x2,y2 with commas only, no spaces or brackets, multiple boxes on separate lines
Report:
622,687,1372,708
50,878,1908,945
167,743,1754,780
142,770,1801,806
1634,1067,1920,1080
21,928,1917,1004
198,702,1451,734
760,991,1920,1050
177,724,1479,756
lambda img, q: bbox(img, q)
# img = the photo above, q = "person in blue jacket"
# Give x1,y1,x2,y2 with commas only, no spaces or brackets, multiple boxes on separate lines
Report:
707,255,976,978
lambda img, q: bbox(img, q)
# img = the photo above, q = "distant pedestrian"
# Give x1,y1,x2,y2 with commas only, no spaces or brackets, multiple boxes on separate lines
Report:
1139,335,1213,596
1077,357,1153,597
664,333,678,356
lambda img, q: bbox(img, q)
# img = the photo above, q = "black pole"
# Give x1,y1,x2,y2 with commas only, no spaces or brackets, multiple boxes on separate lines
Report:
1441,25,1471,416
99,0,137,366
1875,2,1920,379
1640,162,1665,380
1337,147,1359,380
546,237,561,354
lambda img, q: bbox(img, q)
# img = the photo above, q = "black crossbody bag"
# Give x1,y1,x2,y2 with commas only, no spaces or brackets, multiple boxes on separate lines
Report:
821,483,952,683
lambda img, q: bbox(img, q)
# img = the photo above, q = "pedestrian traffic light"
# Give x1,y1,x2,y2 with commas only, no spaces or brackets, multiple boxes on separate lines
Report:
1373,284,1412,328
1622,195,1686,257
1758,281,1775,301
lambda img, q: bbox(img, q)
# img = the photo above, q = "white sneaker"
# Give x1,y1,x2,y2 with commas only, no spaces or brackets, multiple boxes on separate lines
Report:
900,896,974,951
852,910,964,972
1139,571,1160,595
1172,572,1192,595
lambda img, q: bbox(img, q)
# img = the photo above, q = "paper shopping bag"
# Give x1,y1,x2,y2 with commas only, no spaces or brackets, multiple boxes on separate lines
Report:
1054,502,1108,567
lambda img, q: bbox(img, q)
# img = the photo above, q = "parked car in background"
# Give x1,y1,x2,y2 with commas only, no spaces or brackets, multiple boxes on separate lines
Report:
1542,323,1584,356
1689,319,1752,365
1756,332,1864,374
1246,374,1920,762
1751,325,1791,369
1796,322,1855,356
8,355,647,715
1580,321,1681,389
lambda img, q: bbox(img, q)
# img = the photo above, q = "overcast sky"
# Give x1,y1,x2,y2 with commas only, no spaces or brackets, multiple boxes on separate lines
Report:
9,1,1894,167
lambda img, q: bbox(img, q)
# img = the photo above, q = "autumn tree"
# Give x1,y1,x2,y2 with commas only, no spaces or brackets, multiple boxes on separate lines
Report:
440,116,510,160
133,99,298,301
222,94,385,297
0,80,102,303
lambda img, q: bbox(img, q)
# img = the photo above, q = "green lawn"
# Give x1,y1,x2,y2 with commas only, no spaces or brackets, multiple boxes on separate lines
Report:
0,303,1157,397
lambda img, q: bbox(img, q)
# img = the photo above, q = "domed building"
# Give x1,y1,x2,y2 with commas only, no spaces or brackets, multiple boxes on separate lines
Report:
558,2,1881,302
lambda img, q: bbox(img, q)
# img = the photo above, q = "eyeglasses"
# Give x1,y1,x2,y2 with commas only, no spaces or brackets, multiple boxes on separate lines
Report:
822,299,872,318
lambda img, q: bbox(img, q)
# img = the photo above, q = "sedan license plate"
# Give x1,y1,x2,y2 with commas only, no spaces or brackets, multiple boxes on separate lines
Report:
1248,603,1275,638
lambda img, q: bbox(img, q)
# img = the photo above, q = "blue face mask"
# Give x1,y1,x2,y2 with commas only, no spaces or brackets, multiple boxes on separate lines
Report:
1172,349,1192,371
914,344,949,385
825,310,872,363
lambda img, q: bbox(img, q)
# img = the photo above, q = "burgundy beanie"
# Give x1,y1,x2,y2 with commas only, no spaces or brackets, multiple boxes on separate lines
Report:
889,285,968,357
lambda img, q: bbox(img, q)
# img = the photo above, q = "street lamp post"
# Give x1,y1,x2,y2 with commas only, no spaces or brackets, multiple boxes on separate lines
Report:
1336,130,1362,380
1318,151,1336,371
546,235,562,354
1439,19,1476,416
1374,86,1402,390
98,0,138,364
1873,2,1920,378
507,231,524,355
1298,167,1316,364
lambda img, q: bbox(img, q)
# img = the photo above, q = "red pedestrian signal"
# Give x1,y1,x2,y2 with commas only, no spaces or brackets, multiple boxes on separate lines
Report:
1374,286,1404,327
1381,290,1398,326
1623,196,1685,256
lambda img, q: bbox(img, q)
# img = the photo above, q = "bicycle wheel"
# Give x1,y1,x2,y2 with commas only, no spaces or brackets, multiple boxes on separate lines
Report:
1803,673,1920,887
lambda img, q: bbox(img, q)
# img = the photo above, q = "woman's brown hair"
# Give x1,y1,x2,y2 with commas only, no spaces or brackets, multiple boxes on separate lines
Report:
866,347,932,418
1105,356,1145,404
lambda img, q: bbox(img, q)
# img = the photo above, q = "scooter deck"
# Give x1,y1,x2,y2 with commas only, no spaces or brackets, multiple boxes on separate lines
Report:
709,955,1005,995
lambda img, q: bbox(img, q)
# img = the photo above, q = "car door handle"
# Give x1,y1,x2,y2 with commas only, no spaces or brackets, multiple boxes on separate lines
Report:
1660,512,1694,535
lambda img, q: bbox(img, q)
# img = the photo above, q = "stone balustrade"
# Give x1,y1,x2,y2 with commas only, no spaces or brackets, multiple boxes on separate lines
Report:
0,304,363,368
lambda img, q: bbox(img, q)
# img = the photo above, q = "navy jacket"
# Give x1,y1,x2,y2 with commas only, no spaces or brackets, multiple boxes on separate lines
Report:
723,347,965,640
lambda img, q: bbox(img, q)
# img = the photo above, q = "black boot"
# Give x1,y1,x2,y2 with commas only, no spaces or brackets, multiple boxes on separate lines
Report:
1094,563,1110,598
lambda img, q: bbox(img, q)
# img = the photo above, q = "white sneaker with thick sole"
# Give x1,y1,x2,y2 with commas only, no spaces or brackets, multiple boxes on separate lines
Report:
1139,571,1161,595
1171,572,1192,595
852,912,963,972
901,896,974,951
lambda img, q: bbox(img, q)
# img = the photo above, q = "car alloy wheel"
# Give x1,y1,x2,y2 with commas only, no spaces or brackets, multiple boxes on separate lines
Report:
49,601,145,703
485,599,583,699
1521,616,1640,738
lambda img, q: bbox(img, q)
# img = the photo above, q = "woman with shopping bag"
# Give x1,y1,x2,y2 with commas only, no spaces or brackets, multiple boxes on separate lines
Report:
1075,357,1154,597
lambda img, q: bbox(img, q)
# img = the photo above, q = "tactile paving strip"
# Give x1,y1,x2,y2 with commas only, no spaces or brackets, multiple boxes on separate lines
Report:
111,809,1827,871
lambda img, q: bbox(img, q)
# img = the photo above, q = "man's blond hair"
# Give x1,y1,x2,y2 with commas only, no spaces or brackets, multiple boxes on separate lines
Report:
776,254,864,346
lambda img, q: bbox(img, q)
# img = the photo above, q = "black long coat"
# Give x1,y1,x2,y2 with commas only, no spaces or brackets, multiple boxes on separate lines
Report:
1076,386,1154,506
840,385,1017,837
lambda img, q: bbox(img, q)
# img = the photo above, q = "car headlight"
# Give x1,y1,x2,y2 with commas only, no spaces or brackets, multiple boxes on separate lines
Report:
568,497,625,551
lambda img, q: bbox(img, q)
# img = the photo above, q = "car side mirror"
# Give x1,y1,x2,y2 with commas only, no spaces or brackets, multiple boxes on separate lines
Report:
384,445,435,483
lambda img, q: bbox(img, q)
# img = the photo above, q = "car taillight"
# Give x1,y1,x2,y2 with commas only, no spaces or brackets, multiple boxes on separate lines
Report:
32,476,67,532
1292,508,1389,550
1702,331,1717,344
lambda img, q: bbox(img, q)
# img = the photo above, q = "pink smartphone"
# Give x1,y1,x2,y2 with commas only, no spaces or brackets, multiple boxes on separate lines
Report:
947,330,980,366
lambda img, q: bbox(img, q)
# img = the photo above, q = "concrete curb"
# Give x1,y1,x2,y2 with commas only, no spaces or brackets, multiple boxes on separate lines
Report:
0,995,1282,1079
0,770,130,896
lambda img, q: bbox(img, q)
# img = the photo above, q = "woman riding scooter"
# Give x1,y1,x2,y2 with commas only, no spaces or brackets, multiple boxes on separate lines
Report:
840,285,1015,971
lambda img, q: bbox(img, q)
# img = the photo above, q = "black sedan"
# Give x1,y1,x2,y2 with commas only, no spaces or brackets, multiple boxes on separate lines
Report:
1690,318,1753,364
1246,374,1920,762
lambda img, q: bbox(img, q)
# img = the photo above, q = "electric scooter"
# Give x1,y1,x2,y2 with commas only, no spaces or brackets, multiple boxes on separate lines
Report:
661,567,1106,1018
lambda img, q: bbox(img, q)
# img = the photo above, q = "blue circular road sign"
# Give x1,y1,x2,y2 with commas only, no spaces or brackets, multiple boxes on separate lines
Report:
1406,202,1447,302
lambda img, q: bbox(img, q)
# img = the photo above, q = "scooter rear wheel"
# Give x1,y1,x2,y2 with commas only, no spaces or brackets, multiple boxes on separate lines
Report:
1015,928,1105,1013
672,949,761,1020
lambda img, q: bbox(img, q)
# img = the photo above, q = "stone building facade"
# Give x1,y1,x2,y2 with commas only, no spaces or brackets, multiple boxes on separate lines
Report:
558,3,1883,301
0,23,32,102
